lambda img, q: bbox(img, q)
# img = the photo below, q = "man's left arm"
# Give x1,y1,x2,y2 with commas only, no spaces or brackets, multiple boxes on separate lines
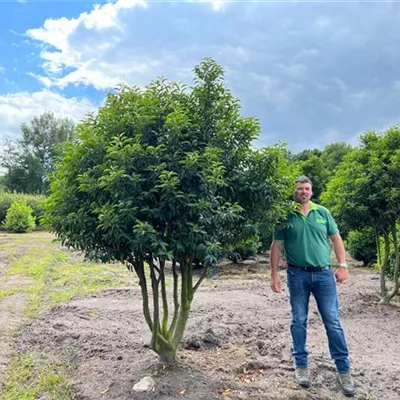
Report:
330,233,349,283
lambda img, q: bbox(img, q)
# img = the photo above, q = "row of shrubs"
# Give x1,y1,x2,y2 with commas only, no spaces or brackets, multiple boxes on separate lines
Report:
346,227,399,280
0,192,393,277
0,192,46,232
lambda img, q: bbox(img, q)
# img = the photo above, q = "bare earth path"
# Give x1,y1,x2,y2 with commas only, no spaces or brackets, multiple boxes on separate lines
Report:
0,233,31,384
13,258,400,400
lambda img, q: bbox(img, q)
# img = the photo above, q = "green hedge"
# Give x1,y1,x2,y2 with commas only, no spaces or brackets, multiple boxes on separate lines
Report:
0,192,46,227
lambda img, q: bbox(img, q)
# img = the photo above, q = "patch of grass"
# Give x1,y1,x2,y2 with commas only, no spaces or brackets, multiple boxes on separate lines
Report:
10,247,66,278
24,286,46,318
49,288,83,305
0,288,18,301
0,233,134,318
47,261,132,305
2,354,73,400
0,235,29,251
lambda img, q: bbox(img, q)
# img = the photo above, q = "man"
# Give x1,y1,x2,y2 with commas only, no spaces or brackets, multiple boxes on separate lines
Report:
270,176,356,397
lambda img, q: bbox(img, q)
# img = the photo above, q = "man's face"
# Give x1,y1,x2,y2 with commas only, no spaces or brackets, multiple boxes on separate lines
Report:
294,182,313,204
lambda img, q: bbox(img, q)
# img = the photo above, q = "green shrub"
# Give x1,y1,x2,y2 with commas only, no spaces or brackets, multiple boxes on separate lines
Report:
3,201,36,233
226,235,261,263
347,228,377,267
0,192,45,227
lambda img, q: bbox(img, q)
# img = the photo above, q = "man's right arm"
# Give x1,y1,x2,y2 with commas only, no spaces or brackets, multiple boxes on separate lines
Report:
270,240,282,293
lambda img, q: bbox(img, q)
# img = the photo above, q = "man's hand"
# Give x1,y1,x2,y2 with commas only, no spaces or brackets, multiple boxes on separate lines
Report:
335,267,349,283
271,275,282,293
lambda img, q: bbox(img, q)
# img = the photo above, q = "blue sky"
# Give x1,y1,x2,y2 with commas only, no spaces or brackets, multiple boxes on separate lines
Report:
1,0,400,152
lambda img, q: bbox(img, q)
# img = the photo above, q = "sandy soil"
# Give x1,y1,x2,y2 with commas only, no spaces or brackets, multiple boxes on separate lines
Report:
12,257,400,400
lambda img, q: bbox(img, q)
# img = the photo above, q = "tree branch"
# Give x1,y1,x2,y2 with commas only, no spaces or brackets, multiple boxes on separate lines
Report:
193,265,210,293
148,256,161,348
172,256,192,348
187,255,194,302
168,257,180,337
388,223,400,301
128,255,153,330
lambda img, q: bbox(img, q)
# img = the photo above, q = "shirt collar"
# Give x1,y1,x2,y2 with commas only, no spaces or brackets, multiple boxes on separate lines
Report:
292,201,319,214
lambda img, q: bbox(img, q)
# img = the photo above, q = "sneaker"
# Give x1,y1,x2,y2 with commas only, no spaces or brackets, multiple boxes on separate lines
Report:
338,372,356,397
295,367,310,388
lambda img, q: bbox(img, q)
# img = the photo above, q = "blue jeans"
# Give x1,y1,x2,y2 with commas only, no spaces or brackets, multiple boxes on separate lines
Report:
287,267,350,373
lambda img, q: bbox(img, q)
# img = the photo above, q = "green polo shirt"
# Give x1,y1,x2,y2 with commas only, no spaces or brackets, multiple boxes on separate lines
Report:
274,201,339,267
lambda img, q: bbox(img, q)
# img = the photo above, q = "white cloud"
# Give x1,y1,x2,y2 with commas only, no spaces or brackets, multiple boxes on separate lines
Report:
294,48,320,60
189,0,226,12
279,63,307,79
217,45,250,64
331,77,348,92
0,66,5,74
27,72,52,87
315,16,332,29
211,0,225,12
26,0,148,85
0,90,96,141
26,0,225,86
346,89,372,108
246,72,303,111
26,0,220,91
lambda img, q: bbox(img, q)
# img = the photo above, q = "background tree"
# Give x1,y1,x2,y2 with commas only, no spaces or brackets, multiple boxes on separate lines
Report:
296,154,330,201
347,228,377,267
322,126,400,304
1,112,75,194
289,143,353,203
321,142,353,172
0,175,6,191
289,148,329,202
290,148,322,162
44,59,288,364
221,144,290,261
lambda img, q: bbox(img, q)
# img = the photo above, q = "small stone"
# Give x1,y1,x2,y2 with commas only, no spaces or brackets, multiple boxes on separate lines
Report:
36,393,51,400
132,376,155,392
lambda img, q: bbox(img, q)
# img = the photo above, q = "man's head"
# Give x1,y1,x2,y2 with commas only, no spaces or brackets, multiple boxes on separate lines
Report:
294,176,313,204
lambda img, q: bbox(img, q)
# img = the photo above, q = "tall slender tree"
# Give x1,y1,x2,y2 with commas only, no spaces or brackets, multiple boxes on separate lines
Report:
1,112,75,194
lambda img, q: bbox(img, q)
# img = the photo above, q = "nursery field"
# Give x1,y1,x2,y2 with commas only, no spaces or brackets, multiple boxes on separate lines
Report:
0,231,399,400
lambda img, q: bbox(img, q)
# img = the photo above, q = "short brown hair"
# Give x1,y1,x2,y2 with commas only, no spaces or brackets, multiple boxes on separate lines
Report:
295,176,312,186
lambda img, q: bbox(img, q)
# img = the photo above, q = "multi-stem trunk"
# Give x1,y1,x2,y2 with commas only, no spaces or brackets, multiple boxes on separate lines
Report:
379,232,390,304
381,224,400,305
128,254,209,365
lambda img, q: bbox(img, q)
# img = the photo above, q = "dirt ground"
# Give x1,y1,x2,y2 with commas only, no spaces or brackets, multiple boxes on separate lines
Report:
12,256,400,400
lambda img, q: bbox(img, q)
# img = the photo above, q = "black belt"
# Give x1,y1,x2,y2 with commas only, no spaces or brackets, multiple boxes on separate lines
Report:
288,264,330,272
